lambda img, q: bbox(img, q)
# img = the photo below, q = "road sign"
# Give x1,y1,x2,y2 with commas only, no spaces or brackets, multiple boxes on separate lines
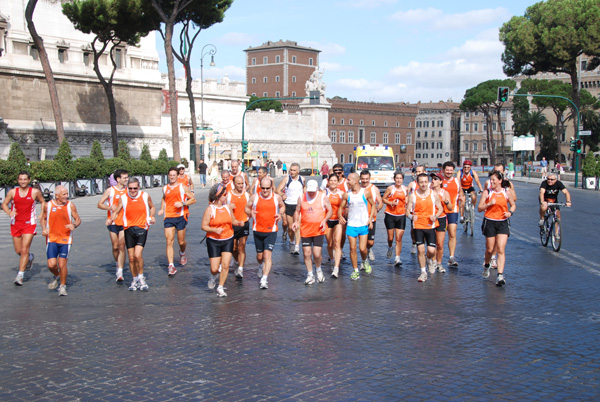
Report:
579,130,592,136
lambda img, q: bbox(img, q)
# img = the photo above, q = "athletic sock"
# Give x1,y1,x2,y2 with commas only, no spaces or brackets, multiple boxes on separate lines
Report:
420,267,426,273
17,271,24,278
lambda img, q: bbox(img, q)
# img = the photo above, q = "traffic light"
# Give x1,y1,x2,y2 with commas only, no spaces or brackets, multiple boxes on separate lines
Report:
241,140,248,154
576,139,583,153
570,138,577,151
497,87,509,102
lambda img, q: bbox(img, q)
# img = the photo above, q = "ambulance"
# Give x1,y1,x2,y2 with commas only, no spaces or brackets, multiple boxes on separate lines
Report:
354,144,396,191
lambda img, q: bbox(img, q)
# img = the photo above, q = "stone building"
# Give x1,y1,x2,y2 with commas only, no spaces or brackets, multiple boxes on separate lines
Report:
414,101,461,167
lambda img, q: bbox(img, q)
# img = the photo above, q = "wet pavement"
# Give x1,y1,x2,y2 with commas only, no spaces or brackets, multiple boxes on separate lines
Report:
1,178,599,401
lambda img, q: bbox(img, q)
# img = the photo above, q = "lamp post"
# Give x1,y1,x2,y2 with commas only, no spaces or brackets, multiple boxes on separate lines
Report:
200,44,216,161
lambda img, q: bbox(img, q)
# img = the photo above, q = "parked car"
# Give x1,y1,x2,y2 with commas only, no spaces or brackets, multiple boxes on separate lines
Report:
299,168,319,176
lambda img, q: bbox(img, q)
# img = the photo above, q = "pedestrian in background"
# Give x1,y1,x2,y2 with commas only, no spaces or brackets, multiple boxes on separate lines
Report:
282,161,287,175
197,159,208,188
320,160,330,180
208,161,219,185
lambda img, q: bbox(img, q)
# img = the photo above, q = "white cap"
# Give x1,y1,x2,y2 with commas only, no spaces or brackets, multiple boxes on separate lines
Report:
177,164,185,169
307,180,318,192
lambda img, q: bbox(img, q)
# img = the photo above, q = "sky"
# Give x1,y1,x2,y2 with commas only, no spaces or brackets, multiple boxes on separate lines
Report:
156,0,540,104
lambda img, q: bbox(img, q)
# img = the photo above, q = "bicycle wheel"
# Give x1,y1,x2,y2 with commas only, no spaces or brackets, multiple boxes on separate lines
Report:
463,204,470,233
469,206,475,236
540,217,550,246
551,219,562,252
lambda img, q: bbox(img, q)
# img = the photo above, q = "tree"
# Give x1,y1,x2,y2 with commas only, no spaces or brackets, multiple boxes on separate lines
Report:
171,0,233,165
158,148,169,161
117,140,132,161
140,143,153,163
247,95,283,112
500,0,600,110
8,142,28,170
54,140,73,167
25,0,65,144
90,140,105,164
62,0,159,157
460,79,515,165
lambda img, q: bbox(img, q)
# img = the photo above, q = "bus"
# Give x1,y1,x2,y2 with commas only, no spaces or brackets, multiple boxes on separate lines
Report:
354,144,396,191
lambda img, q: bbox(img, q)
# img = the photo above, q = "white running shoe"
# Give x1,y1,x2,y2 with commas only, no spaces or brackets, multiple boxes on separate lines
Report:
411,244,417,254
386,247,393,259
331,267,339,278
293,245,300,255
490,256,498,269
304,274,315,285
138,276,149,291
116,269,124,282
235,267,243,278
427,259,436,274
418,272,428,282
394,257,403,267
58,285,68,296
482,263,491,278
316,270,325,283
128,279,139,291
26,253,34,270
48,277,59,290
216,287,227,297
260,277,268,289
208,274,217,290
436,264,446,273
359,261,365,271
14,274,24,286
448,256,459,267
496,274,506,287
368,248,375,261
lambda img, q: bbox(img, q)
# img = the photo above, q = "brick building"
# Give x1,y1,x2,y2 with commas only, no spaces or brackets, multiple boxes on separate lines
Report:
244,40,320,108
328,98,418,167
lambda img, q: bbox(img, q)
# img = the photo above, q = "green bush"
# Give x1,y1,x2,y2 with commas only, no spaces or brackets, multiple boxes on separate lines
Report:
596,156,600,177
90,140,105,164
582,152,596,177
30,160,68,181
118,140,132,161
102,158,130,177
152,159,170,175
140,144,152,164
8,142,27,169
158,148,169,162
54,140,73,168
129,160,152,176
72,157,102,179
0,160,19,186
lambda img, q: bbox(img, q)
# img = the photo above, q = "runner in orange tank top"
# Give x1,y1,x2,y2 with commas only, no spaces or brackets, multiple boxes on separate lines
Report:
177,164,194,219
2,171,46,286
407,165,426,255
430,173,451,274
441,161,465,268
324,174,345,277
97,168,129,282
478,171,516,287
382,171,408,267
292,179,332,285
41,185,81,296
406,173,443,283
245,177,285,289
227,175,251,278
158,167,196,277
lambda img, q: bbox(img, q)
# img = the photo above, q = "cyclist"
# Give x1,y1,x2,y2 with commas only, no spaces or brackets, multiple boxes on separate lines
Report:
539,173,571,227
459,160,483,223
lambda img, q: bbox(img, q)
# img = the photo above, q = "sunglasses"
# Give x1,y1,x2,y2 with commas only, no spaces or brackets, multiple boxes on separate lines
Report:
333,170,343,173
261,186,272,190
128,187,139,190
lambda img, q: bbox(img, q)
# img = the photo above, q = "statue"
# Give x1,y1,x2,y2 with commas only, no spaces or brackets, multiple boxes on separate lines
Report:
305,67,326,97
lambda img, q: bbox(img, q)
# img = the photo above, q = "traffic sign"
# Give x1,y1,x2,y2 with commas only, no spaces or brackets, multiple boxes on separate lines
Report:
579,130,592,136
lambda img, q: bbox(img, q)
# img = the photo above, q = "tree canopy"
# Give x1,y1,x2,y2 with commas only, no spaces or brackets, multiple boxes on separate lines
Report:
247,95,283,112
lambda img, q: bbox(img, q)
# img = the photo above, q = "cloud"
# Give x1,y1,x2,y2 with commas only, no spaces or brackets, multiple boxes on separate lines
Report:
336,0,397,8
217,32,258,47
320,62,349,73
300,41,346,56
390,7,511,31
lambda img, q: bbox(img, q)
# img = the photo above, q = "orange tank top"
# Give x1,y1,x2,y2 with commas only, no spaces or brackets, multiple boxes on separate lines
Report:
122,191,151,230
326,188,343,221
436,188,449,218
207,205,234,240
460,170,474,189
384,185,406,216
442,176,460,213
107,186,127,225
46,200,74,244
163,183,186,219
227,190,249,223
484,189,509,221
411,189,439,229
177,174,190,188
300,192,327,237
252,192,279,233
337,177,349,192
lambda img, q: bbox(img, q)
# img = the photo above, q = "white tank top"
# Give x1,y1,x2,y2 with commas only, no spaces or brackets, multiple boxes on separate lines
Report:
285,175,304,205
347,188,369,228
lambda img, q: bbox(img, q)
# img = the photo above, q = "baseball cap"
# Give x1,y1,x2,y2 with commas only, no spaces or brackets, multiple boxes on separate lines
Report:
307,180,319,192
430,172,443,181
177,164,185,169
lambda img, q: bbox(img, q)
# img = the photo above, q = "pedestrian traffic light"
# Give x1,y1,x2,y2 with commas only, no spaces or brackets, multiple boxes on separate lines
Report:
241,140,249,154
497,87,509,102
570,138,577,151
576,139,583,153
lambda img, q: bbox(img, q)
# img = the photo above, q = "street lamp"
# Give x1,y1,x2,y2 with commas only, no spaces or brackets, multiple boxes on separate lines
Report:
200,44,216,160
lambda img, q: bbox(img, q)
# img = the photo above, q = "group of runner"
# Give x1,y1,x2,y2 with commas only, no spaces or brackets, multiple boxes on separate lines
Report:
3,156,573,297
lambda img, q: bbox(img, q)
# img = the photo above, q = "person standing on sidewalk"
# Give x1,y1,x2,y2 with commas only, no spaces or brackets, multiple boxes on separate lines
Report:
320,160,330,180
2,171,45,286
42,185,81,296
158,167,196,276
540,157,548,180
97,169,128,282
112,178,156,291
276,159,283,177
197,159,208,189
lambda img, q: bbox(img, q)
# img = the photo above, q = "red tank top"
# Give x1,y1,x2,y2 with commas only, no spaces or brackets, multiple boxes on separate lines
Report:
411,190,439,229
12,187,36,223
252,192,279,233
484,189,509,221
384,186,406,216
207,205,234,240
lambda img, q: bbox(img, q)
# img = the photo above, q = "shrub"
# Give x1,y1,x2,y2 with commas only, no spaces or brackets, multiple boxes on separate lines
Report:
129,160,152,176
140,144,152,164
54,140,73,168
102,158,130,177
582,152,596,177
30,160,67,181
90,140,105,164
72,157,102,179
596,156,600,178
152,159,170,175
118,140,132,161
0,160,19,186
8,142,27,169
158,148,169,162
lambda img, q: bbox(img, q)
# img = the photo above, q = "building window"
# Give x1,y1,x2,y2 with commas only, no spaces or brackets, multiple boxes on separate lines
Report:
437,153,442,159
417,121,422,128
252,77,256,84
292,56,296,63
464,142,469,151
263,92,268,97
501,110,507,117
339,131,345,143
437,142,443,149
474,123,478,132
416,142,421,150
309,58,313,65
263,56,268,64
114,48,121,68
348,131,354,143
251,58,256,65
408,122,412,128
493,122,497,131
359,129,364,143
395,133,400,144
482,142,487,151
292,91,296,97
332,118,336,125
396,121,400,127
348,153,353,163
473,142,478,151
372,120,376,126
251,93,256,97
83,52,90,66
349,119,353,125
276,55,280,63
483,123,487,132
275,76,280,82
425,121,429,128
275,91,280,97
439,131,442,137
383,132,388,144
465,112,470,119
417,131,421,138
340,119,344,125
438,120,443,127
340,153,344,163
424,142,429,150
330,131,337,143
424,131,428,138
416,153,421,158
406,133,412,144
370,132,376,143
263,77,268,83
292,76,296,82
501,123,506,131
30,45,39,60
384,121,388,127
360,120,364,126
58,48,67,63
465,123,470,131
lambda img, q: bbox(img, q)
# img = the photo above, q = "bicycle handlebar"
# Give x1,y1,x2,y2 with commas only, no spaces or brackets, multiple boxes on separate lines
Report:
547,202,570,207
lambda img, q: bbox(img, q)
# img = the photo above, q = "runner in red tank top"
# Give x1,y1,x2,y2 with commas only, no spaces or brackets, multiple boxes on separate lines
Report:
97,168,129,282
41,185,81,296
2,171,45,286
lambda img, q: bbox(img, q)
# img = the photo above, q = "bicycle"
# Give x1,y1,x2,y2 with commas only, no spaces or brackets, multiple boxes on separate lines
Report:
540,202,567,252
463,192,475,236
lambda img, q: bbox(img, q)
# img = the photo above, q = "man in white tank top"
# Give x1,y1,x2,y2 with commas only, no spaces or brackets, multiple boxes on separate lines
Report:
276,162,305,255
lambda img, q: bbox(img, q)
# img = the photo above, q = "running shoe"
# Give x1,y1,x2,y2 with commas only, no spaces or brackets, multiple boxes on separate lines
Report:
427,259,436,274
316,270,325,283
331,267,339,278
139,276,149,291
128,279,139,291
116,269,124,282
257,264,263,278
282,231,287,242
459,216,465,224
482,263,491,279
496,274,506,287
235,267,243,278
387,247,393,259
168,264,177,276
359,261,365,271
58,285,68,296
436,264,446,273
260,277,268,289
216,287,227,297
410,244,417,254
208,274,217,290
293,245,300,255
418,272,428,282
394,257,403,267
304,274,315,285
48,277,59,290
350,270,360,281
289,240,295,248
538,219,544,227
26,253,34,270
341,251,347,260
490,256,498,269
363,260,372,275
448,256,459,267
368,249,375,261
179,252,187,266
14,274,23,286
